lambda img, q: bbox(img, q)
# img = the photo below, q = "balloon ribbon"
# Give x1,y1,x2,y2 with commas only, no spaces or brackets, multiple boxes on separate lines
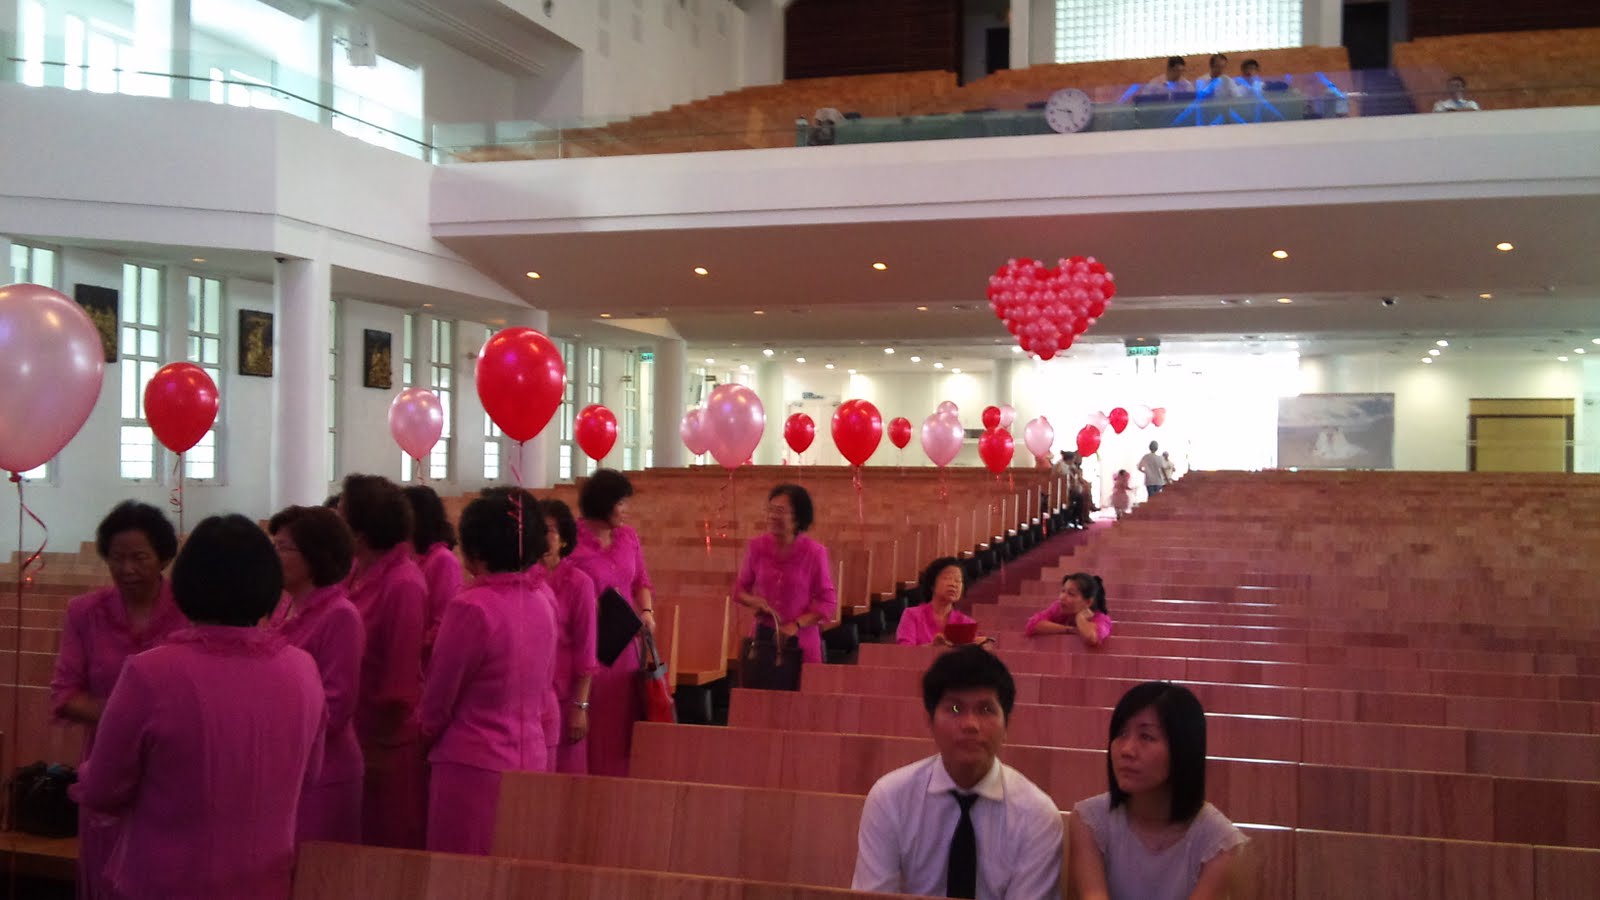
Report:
852,465,865,525
167,456,185,536
11,471,49,876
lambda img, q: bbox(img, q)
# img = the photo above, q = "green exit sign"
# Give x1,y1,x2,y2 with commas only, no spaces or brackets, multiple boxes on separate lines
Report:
640,351,655,362
1126,346,1160,357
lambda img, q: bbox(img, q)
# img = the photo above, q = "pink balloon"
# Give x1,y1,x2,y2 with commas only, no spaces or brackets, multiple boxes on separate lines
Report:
388,388,445,461
1131,404,1154,429
921,412,964,468
702,384,765,470
936,401,959,419
1090,411,1111,432
1023,416,1055,461
998,404,1017,429
680,408,710,456
0,284,106,474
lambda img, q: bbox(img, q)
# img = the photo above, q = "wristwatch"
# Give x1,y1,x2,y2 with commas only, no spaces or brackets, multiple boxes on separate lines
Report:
571,700,590,710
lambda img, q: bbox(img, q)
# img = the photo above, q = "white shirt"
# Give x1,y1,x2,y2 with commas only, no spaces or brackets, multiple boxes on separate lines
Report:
1138,452,1167,486
1196,75,1242,100
1432,97,1480,112
1141,76,1194,96
852,755,1062,900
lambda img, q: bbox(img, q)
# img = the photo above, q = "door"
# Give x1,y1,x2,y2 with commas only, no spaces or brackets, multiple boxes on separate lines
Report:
985,27,1009,74
1467,399,1574,472
1343,2,1391,69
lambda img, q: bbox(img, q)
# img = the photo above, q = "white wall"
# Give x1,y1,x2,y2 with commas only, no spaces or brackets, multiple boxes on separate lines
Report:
361,7,519,128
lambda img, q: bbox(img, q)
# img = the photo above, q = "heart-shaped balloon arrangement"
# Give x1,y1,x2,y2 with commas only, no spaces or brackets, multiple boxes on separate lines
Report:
986,256,1117,361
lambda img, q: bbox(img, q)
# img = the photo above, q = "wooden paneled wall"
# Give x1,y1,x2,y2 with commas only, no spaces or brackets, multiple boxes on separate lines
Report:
785,0,961,80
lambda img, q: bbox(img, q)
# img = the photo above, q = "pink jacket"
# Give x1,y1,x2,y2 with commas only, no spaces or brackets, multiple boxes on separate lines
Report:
547,557,600,701
417,542,463,663
418,571,556,773
568,522,654,673
1024,601,1114,643
50,581,187,760
734,533,839,664
73,626,326,900
274,584,366,785
345,544,427,747
896,603,976,646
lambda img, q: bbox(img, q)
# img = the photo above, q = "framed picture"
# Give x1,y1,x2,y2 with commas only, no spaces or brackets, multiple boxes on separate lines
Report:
73,284,118,363
363,329,393,389
238,309,274,377
1277,393,1395,469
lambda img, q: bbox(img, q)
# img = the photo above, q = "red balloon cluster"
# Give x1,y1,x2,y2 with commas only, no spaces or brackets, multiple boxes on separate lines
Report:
985,256,1117,361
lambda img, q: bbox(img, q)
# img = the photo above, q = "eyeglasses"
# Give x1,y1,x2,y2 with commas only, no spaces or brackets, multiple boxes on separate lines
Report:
942,700,1002,720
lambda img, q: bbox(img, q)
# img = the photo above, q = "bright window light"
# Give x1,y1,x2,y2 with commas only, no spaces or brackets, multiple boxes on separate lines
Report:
1055,1,1302,64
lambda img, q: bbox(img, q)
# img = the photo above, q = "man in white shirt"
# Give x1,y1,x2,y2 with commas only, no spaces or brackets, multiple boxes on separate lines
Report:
1432,75,1481,112
1140,56,1193,96
1137,441,1167,497
852,647,1062,900
1196,53,1242,100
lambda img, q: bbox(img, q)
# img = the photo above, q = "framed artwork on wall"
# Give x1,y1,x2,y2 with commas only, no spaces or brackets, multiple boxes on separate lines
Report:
363,329,393,389
239,309,274,377
73,284,119,363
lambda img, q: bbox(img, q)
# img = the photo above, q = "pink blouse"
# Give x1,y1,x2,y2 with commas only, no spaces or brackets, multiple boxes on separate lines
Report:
344,544,427,747
548,557,600,701
73,626,326,900
1023,601,1114,643
418,571,556,773
895,603,976,646
417,542,463,663
50,581,188,760
274,585,366,786
568,522,654,672
733,533,839,664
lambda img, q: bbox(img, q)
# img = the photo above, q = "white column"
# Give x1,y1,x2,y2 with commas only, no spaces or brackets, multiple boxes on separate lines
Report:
652,337,687,468
740,0,787,87
272,257,332,509
1008,0,1031,69
0,1,20,85
0,236,14,281
170,0,199,100
510,307,553,489
412,313,433,389
755,359,784,465
1579,358,1600,474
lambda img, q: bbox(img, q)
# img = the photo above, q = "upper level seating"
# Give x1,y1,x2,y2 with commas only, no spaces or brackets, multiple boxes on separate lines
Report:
1393,28,1600,111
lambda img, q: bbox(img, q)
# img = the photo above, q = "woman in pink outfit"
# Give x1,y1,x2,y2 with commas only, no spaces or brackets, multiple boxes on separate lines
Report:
51,501,188,900
340,474,429,849
73,514,326,900
567,469,656,777
269,505,366,843
1025,572,1114,646
733,484,838,664
419,488,556,854
539,498,599,774
403,484,463,667
895,557,987,647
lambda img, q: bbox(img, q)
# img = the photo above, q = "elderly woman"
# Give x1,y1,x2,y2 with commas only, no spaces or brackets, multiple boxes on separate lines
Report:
418,487,556,854
51,501,188,899
566,469,655,777
74,514,326,900
733,484,838,665
538,498,599,774
896,556,987,647
403,484,462,666
269,505,366,842
340,473,428,849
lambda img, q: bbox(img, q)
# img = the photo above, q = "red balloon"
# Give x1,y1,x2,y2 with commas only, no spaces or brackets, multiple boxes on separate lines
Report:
1151,407,1167,427
1108,407,1130,435
978,427,1014,474
1076,425,1102,457
476,327,565,443
574,404,618,461
981,405,1002,430
784,413,816,454
144,363,219,454
887,416,913,450
831,399,883,466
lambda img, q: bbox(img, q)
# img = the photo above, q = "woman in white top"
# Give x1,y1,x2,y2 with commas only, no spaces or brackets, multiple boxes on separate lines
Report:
1069,682,1247,900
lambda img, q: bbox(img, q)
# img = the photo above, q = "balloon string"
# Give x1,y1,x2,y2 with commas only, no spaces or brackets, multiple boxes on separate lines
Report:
11,473,47,854
168,456,185,537
508,442,525,559
417,456,429,485
853,465,865,526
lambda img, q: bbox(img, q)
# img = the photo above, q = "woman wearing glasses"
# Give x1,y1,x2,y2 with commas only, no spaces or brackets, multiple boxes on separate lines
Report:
733,484,838,664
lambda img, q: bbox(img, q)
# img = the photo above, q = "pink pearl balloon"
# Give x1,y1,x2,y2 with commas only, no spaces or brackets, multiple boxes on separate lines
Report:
680,408,710,456
0,283,106,473
388,387,445,461
921,412,964,468
702,384,766,470
1023,416,1055,460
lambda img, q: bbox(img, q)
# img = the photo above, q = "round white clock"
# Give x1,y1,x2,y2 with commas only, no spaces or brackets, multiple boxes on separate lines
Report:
1045,88,1093,134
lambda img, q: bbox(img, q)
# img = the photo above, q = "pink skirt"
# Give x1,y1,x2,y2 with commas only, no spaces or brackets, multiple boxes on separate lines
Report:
586,646,643,777
298,777,363,843
426,762,501,855
361,740,427,849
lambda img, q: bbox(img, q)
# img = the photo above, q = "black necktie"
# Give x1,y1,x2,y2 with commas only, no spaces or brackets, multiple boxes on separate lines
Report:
947,791,979,899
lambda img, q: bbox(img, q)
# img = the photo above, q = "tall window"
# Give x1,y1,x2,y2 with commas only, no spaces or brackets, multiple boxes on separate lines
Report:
428,319,454,481
583,347,602,475
20,1,45,87
120,264,162,481
483,327,505,481
183,277,223,481
400,313,417,481
332,51,425,158
621,350,640,470
11,242,60,481
1054,0,1301,64
208,67,281,110
328,300,340,484
557,340,575,481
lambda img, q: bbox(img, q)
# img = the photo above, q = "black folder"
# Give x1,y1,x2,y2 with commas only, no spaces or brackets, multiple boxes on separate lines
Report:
595,587,644,667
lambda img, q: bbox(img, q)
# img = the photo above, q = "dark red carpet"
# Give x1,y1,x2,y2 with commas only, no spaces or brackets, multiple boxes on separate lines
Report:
963,519,1113,608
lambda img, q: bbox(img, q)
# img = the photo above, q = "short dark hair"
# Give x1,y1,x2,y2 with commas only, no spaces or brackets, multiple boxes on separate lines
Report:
322,493,341,510
1107,682,1208,823
1149,441,1159,452
1241,58,1260,73
171,514,283,626
459,487,547,573
1447,74,1467,87
768,484,815,533
96,501,179,563
578,468,634,522
268,506,355,587
1209,53,1227,65
1062,572,1108,615
403,485,457,554
918,556,964,604
1166,56,1185,68
922,645,1016,721
539,498,579,560
341,474,413,551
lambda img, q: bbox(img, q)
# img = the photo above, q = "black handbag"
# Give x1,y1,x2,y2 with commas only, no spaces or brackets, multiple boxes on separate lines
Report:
738,622,803,691
7,762,79,838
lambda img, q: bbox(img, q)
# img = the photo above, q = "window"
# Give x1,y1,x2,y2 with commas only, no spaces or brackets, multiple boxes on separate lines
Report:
400,313,417,481
621,350,639,470
328,300,340,484
184,276,224,481
557,340,575,481
11,242,60,481
483,326,506,480
208,66,281,110
19,1,46,87
428,318,454,481
120,264,163,481
1054,0,1301,65
583,347,602,475
332,51,425,158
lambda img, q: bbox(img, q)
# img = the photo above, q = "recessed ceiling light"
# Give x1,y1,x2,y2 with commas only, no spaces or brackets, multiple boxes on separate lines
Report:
1428,349,1441,357
1577,348,1588,355
1421,358,1433,364
952,367,963,374
824,363,835,370
1495,242,1514,252
1478,293,1493,299
762,348,775,357
693,266,709,275
1010,346,1023,354
739,364,751,373
599,313,612,318
1592,338,1599,345
703,357,715,364
795,357,806,363
933,362,945,370
910,356,922,363
883,348,895,355
847,368,858,375
422,303,433,309
872,262,888,271
1436,340,1449,347
191,257,206,263
1271,250,1289,259
753,310,765,315
916,306,929,312
525,271,541,279
1276,297,1292,304
1557,355,1569,362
